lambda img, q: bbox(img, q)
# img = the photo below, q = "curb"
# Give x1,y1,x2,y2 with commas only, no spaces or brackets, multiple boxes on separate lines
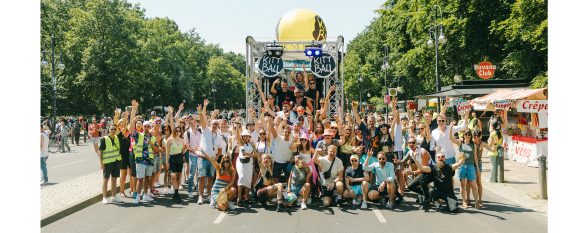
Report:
480,181,547,217
41,182,129,227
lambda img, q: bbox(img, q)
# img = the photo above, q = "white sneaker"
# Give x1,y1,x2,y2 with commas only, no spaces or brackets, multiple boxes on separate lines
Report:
188,192,194,198
142,194,153,202
361,201,368,209
210,203,217,209
301,201,307,210
133,195,140,204
102,197,109,204
111,195,122,203
386,200,394,209
228,202,235,210
197,198,204,205
167,188,174,195
352,199,358,206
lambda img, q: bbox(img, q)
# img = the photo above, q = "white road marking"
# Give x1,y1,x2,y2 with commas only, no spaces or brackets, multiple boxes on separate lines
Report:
373,207,387,223
213,212,227,224
51,160,85,169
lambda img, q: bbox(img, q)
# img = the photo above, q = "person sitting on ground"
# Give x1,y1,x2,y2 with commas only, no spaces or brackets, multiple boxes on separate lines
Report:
343,154,370,209
198,146,237,211
287,154,312,210
363,150,397,209
394,137,434,211
424,152,465,212
254,154,286,212
314,145,345,207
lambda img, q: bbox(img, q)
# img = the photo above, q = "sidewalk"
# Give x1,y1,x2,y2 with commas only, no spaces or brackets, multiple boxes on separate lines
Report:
480,153,548,216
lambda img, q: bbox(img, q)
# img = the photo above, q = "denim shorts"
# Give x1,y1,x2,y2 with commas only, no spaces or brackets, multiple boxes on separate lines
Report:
198,158,215,178
153,156,161,173
135,163,153,179
290,184,305,197
458,164,477,181
446,157,457,165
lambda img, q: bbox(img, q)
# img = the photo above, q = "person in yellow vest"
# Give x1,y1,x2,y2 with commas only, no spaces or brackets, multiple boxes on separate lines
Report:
128,100,160,204
99,124,122,204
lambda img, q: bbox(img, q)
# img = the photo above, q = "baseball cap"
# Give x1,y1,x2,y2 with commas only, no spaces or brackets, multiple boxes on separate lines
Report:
323,129,334,136
350,154,359,160
143,121,152,126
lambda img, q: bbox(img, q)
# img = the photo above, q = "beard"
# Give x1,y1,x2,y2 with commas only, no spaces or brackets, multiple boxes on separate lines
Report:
379,161,386,166
436,160,445,169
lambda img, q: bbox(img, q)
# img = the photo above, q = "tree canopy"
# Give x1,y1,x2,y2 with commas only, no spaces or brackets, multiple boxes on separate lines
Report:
343,0,547,102
41,0,245,116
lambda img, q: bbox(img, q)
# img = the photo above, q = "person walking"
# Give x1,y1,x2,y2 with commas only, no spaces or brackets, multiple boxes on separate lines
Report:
58,119,71,153
41,125,50,185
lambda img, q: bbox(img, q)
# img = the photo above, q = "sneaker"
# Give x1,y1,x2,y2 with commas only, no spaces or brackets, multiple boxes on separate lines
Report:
133,195,140,204
380,198,387,207
355,198,362,205
111,195,122,203
102,197,109,204
386,200,394,209
188,192,194,198
167,188,174,195
197,198,204,205
352,199,358,206
210,203,217,209
228,202,236,210
301,201,307,210
142,194,153,202
361,201,368,209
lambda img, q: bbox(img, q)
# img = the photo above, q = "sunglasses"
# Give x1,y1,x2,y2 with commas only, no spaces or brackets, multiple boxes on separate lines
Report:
260,133,266,135
350,159,358,162
212,123,219,126
309,82,315,84
223,160,230,163
154,122,161,125
300,139,307,141
407,142,416,144
438,120,445,122
419,127,426,130
378,158,386,161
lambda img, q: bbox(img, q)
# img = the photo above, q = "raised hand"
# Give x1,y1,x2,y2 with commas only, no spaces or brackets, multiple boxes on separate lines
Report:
131,99,139,108
178,102,184,112
203,99,209,107
196,104,202,113
329,85,336,93
168,106,174,114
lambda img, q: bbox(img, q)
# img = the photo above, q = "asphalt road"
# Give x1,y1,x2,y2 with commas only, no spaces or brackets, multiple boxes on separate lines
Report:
42,185,547,233
44,140,100,185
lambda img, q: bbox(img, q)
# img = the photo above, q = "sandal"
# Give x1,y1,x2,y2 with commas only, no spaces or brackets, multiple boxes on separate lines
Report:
460,202,469,209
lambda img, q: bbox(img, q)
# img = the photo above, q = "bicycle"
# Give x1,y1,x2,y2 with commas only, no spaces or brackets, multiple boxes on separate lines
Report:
48,134,60,153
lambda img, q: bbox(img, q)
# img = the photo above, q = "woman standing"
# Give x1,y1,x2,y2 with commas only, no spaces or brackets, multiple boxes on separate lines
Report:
472,129,492,208
161,124,173,194
415,122,433,161
165,107,187,203
449,123,480,209
290,133,316,205
236,130,258,207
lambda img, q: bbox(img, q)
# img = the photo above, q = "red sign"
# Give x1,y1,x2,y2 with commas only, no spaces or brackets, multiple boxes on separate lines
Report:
384,95,390,104
474,61,496,79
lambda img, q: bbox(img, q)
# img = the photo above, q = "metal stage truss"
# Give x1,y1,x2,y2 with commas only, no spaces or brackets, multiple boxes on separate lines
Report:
244,36,345,122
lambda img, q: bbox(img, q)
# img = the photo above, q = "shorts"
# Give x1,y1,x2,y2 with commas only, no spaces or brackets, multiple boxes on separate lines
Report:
183,152,189,165
322,183,339,197
350,183,371,196
290,183,305,197
161,154,167,168
198,158,215,178
153,156,161,173
103,161,120,178
446,157,456,165
458,164,477,181
120,153,130,169
91,137,100,146
135,162,153,179
273,162,288,180
169,154,184,173
394,151,404,170
370,184,388,196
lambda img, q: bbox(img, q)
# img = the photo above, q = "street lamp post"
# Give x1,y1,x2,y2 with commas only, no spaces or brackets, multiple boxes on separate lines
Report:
427,4,446,113
382,45,389,117
211,81,217,110
41,35,64,128
358,76,363,107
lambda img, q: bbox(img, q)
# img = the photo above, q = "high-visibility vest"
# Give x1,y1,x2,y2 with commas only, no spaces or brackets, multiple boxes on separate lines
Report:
102,135,121,164
133,133,155,160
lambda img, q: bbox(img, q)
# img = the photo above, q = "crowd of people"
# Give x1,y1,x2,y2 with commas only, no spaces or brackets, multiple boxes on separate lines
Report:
40,71,508,213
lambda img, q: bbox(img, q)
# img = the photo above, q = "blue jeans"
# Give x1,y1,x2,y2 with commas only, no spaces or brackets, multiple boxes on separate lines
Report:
41,157,48,183
188,154,198,193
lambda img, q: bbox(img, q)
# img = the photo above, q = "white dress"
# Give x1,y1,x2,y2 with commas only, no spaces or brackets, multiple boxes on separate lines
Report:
236,142,254,188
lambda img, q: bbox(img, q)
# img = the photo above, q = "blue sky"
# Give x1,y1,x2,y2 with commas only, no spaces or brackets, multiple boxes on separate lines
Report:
126,0,385,54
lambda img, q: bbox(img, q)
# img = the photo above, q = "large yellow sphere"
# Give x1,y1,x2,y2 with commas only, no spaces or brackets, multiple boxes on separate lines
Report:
276,9,327,50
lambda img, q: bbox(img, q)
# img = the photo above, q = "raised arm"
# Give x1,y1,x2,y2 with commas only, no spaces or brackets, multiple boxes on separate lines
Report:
268,117,278,139
352,101,361,126
174,102,184,119
200,99,209,129
439,97,450,116
302,64,309,87
254,78,268,104
270,78,280,95
392,97,400,125
128,100,139,133
167,106,175,130
449,122,461,145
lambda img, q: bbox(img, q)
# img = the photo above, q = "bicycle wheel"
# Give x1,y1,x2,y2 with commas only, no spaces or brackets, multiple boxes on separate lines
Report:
48,135,59,153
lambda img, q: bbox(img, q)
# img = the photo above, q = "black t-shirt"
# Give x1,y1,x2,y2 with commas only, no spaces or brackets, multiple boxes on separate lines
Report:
117,132,130,157
345,165,365,185
429,118,438,132
275,90,294,108
305,88,318,102
432,164,455,196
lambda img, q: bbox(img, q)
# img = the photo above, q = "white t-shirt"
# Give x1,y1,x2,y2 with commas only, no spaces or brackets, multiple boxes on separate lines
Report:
41,132,49,157
430,123,466,159
250,131,259,144
200,128,222,159
318,156,344,185
392,123,403,152
183,127,202,156
271,136,293,164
